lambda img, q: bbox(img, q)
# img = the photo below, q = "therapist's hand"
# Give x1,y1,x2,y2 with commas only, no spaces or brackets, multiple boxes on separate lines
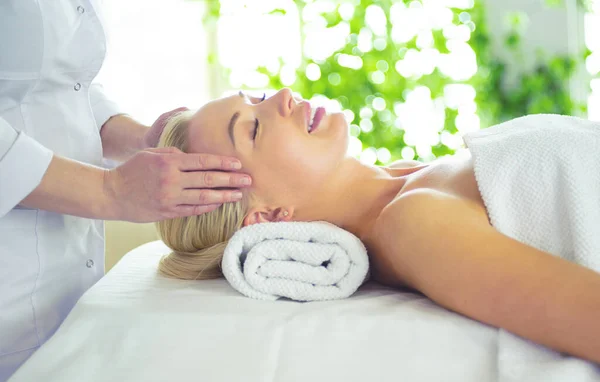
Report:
103,147,251,223
143,107,189,148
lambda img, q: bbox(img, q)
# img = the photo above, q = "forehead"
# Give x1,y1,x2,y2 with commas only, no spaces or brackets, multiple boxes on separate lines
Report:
187,94,241,155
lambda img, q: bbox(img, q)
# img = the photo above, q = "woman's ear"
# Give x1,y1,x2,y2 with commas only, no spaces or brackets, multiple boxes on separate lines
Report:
243,207,294,227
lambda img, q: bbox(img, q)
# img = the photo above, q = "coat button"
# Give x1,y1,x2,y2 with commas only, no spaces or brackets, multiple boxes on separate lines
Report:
74,83,81,91
77,6,85,14
86,259,94,268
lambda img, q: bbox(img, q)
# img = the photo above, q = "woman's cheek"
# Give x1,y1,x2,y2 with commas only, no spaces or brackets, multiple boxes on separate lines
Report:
281,141,318,170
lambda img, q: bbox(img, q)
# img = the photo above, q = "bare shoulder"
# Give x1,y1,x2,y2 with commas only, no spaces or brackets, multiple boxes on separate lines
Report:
367,188,492,289
368,186,582,320
367,189,600,364
374,188,489,242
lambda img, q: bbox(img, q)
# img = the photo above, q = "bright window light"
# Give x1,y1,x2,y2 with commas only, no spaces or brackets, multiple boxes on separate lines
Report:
96,0,210,125
217,0,301,85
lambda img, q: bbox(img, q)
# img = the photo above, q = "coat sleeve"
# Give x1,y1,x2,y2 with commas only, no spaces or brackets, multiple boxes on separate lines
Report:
0,117,54,217
89,82,123,130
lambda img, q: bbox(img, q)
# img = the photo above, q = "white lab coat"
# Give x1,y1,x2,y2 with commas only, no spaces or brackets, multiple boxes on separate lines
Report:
0,1,121,379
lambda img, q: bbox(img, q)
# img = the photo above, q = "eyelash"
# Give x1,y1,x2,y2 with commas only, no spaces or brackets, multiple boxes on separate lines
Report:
252,93,267,141
252,119,259,141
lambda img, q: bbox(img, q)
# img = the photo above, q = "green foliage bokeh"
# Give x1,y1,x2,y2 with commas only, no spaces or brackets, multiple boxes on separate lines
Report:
204,0,585,163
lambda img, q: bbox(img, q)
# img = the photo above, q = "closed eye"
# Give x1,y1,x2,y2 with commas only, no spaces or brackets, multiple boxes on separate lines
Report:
251,93,265,142
252,119,259,141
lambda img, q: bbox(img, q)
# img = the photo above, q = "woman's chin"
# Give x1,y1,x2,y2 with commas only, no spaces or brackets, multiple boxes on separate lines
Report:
321,112,346,132
331,113,350,138
312,113,348,151
323,113,350,153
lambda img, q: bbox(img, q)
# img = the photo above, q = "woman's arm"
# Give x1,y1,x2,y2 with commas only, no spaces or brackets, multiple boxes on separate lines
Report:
374,190,600,364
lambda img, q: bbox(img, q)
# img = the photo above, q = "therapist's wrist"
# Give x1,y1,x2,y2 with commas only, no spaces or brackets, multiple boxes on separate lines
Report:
101,114,149,161
101,168,123,221
110,114,148,149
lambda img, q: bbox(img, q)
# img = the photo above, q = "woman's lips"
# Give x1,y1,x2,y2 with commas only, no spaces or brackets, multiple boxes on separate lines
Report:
310,107,326,133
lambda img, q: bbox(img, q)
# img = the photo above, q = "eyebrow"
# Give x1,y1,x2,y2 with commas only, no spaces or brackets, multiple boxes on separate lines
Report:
227,91,245,148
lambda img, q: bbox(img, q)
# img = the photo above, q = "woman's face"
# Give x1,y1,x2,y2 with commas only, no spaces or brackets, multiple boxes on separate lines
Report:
187,88,349,214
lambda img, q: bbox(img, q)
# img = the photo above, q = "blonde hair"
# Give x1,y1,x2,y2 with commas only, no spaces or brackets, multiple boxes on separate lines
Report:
155,111,249,280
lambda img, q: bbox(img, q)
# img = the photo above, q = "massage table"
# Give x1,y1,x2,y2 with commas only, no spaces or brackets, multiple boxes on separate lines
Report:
8,240,536,382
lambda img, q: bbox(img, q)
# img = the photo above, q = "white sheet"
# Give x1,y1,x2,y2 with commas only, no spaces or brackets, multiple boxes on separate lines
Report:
10,241,504,382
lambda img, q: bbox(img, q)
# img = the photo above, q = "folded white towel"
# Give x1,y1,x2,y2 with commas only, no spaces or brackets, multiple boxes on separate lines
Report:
221,221,369,301
463,114,600,382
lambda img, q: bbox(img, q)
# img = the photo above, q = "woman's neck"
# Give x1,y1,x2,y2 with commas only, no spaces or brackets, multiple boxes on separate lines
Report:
297,157,427,240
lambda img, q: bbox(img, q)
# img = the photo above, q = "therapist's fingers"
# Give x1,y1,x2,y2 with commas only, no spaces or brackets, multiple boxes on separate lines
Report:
181,171,252,189
144,107,190,148
179,189,244,206
145,147,182,154
106,149,250,222
156,107,188,123
144,148,244,173
151,107,189,135
176,153,243,171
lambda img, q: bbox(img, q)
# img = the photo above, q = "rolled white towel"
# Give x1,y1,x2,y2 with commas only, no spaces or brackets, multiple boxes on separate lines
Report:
221,221,370,301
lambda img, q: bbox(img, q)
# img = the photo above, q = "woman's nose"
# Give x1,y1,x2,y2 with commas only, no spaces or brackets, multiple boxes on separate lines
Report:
276,88,294,117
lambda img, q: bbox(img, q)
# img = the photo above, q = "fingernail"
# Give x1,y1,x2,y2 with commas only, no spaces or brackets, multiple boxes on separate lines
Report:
230,161,242,169
240,176,251,185
233,191,243,200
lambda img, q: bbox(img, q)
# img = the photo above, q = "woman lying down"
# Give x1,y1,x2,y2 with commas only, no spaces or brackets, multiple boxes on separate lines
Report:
155,88,600,364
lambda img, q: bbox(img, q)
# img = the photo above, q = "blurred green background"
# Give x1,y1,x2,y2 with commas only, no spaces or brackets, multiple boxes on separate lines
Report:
201,0,598,164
